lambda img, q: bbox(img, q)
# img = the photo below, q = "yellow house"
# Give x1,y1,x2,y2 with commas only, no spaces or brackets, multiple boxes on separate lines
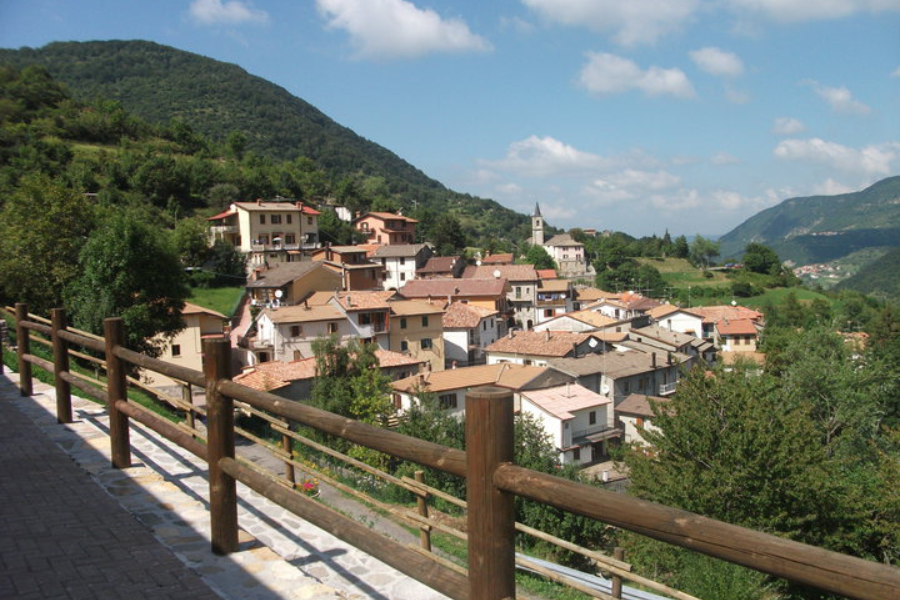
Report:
147,302,228,390
388,300,446,372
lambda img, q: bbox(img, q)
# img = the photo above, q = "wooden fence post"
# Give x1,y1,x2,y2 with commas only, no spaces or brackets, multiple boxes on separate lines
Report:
15,303,32,396
51,308,72,423
204,336,238,555
0,318,7,375
466,386,516,600
183,383,196,433
611,546,624,598
282,431,296,486
415,470,432,552
104,318,131,468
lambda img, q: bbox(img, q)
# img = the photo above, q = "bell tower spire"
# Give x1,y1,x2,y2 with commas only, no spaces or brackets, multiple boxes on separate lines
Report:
532,203,544,246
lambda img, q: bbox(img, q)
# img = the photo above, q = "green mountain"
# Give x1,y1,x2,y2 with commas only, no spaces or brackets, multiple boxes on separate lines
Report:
718,176,900,266
835,246,900,301
0,40,532,243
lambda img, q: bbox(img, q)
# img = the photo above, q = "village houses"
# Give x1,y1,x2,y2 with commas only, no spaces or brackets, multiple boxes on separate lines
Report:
441,301,500,368
354,211,417,245
371,243,433,290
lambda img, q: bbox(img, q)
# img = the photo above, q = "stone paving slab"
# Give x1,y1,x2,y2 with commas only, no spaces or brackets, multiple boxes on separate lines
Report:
1,373,450,600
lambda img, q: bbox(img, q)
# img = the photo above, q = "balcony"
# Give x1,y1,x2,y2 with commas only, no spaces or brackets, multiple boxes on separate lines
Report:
210,225,239,235
537,297,568,308
572,425,619,445
659,381,677,395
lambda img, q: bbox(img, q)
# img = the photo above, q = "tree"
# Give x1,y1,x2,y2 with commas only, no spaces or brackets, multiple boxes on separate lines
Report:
672,235,690,259
65,211,189,357
743,242,782,275
206,240,248,284
520,243,556,270
172,217,210,268
0,174,95,313
431,214,467,256
689,235,720,268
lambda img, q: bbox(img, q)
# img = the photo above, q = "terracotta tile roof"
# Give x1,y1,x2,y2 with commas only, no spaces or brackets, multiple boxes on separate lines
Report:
182,302,226,319
536,269,557,279
538,279,571,292
418,256,460,274
391,363,551,394
543,233,583,247
388,299,445,316
233,201,320,215
550,351,686,378
233,358,316,392
374,349,427,368
716,318,759,336
246,261,327,289
691,305,764,324
555,310,619,328
400,278,508,298
263,304,343,324
521,383,610,420
372,244,429,258
355,212,418,223
463,264,539,282
618,292,663,312
305,291,338,306
574,287,618,302
630,325,697,348
481,253,514,264
335,290,396,311
617,393,669,417
647,304,703,319
207,208,236,221
486,331,594,357
442,302,497,329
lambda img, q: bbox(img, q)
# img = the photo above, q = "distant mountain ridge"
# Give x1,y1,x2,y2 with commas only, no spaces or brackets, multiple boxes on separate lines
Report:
718,176,900,266
0,40,532,243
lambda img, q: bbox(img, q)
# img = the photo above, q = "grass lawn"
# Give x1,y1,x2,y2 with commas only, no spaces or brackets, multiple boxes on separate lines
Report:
188,285,245,317
742,287,834,309
635,257,730,287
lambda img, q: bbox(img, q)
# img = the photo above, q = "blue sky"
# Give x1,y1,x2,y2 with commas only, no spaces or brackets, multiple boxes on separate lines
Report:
2,0,899,237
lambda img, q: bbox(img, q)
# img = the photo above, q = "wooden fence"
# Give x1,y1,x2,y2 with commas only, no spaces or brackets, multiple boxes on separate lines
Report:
3,303,900,600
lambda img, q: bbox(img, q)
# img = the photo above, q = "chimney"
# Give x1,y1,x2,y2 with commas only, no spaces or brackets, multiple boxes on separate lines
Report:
304,300,310,310
257,199,262,205
508,328,514,339
565,381,571,398
545,330,550,342
346,295,352,307
452,360,458,369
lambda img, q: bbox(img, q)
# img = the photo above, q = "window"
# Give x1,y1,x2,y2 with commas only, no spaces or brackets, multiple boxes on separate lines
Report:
573,448,581,461
285,234,296,245
422,315,429,327
516,286,522,299
307,216,313,225
271,215,282,225
400,317,407,329
293,350,303,361
400,257,406,265
439,393,458,409
259,214,266,224
400,340,409,352
589,411,596,425
544,309,554,317
421,338,433,349
286,214,292,224
327,322,338,334
483,321,487,331
290,325,302,337
636,417,644,428
171,344,181,357
400,273,406,281
258,234,269,245
393,394,402,409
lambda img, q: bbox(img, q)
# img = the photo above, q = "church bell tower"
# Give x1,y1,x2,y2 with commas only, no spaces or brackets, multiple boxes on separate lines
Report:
531,202,544,247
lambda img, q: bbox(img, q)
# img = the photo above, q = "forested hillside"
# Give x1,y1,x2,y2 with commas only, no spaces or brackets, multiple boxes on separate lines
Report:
0,40,532,243
835,246,900,301
718,176,900,265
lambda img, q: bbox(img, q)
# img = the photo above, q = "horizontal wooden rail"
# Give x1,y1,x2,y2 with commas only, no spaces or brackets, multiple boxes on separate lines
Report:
21,321,52,335
113,345,205,388
217,380,468,478
58,329,106,353
23,353,53,372
219,456,470,600
115,400,208,461
58,371,109,405
494,463,900,600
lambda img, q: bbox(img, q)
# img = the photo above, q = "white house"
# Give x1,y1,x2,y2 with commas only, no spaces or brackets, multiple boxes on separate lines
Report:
251,303,349,364
616,393,670,446
441,301,499,368
371,244,432,291
520,383,615,465
646,304,705,338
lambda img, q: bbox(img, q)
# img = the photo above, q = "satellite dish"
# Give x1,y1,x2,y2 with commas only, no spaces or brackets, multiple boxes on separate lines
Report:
274,290,284,299
476,260,482,266
589,338,598,348
493,269,502,279
731,300,737,306
601,385,610,395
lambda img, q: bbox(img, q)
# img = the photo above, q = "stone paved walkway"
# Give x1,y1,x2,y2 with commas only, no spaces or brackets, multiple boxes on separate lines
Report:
0,372,450,600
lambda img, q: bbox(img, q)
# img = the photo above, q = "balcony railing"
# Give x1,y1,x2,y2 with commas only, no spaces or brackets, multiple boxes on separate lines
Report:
659,381,677,395
210,225,239,235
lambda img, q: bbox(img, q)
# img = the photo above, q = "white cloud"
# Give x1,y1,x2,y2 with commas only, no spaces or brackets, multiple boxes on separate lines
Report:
521,0,700,46
711,152,740,165
579,52,696,99
812,178,855,196
725,0,900,23
725,85,751,104
773,117,805,136
774,138,900,175
483,135,620,177
803,80,871,115
189,0,269,25
689,47,744,77
316,0,491,59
